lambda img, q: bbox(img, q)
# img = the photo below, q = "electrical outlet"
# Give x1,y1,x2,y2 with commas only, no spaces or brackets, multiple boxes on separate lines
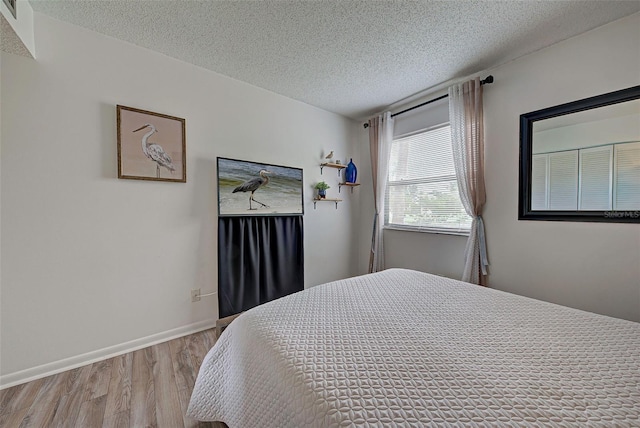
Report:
191,289,201,302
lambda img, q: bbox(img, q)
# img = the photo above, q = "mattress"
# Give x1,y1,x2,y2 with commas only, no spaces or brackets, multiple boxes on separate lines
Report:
187,268,640,426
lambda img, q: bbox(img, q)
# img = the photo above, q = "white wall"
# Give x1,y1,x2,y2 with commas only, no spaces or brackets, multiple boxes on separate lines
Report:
0,14,360,386
358,13,639,322
483,13,640,322
384,229,467,279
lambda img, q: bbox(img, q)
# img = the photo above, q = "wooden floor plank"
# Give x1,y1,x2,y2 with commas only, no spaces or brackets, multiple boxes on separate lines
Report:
1,328,221,428
177,387,199,428
0,387,6,406
102,409,129,428
50,364,93,428
76,395,107,427
19,371,70,428
168,336,197,392
0,383,21,415
185,331,210,371
0,404,30,428
60,365,85,396
104,352,133,418
177,386,221,428
0,378,44,417
201,328,217,351
83,358,114,401
130,347,156,428
202,328,218,349
152,342,184,428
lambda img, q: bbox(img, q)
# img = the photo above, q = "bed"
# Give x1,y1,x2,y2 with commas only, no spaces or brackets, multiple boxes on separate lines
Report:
187,268,640,426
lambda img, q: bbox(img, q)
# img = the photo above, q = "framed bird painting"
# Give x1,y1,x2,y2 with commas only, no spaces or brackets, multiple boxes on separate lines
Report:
217,157,304,216
117,105,186,182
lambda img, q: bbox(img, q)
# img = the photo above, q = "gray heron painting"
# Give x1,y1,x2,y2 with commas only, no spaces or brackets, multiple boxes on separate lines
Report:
217,158,302,215
232,169,272,210
133,123,176,178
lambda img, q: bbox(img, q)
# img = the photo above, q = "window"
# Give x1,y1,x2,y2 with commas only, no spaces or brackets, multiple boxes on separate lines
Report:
386,124,471,234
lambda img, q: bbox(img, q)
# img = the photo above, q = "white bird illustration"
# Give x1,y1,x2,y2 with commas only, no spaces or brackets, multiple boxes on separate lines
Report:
133,123,176,178
325,150,334,160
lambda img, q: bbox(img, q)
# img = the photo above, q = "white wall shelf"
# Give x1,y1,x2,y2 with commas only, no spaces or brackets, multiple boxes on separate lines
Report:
338,182,360,193
320,162,345,176
313,198,342,209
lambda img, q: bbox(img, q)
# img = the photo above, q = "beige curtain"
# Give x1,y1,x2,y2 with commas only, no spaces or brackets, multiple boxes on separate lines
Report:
368,112,394,273
449,78,489,285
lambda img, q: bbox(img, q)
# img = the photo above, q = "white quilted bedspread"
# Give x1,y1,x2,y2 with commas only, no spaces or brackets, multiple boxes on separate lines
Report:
187,269,640,427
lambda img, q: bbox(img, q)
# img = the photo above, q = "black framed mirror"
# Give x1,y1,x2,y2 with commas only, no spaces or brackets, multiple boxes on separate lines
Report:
519,85,640,223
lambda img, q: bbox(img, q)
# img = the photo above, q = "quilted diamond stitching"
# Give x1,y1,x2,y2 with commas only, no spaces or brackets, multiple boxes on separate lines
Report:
187,269,640,427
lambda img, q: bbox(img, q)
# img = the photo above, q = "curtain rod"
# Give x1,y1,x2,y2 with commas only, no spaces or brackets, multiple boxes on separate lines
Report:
363,75,494,128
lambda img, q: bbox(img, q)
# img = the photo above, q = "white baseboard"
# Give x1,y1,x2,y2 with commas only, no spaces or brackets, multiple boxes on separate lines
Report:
0,319,217,390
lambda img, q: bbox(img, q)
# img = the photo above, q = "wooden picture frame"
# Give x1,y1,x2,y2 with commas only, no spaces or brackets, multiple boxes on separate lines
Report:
117,105,186,182
217,157,304,216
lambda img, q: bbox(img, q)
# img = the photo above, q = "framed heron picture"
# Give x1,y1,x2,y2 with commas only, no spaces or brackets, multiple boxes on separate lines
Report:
117,105,186,182
217,157,304,216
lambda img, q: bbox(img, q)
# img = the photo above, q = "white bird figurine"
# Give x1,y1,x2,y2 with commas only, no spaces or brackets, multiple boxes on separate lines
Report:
325,151,334,160
133,123,176,178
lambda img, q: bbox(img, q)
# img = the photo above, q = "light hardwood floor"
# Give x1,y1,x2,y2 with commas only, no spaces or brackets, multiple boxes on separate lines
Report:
0,328,227,428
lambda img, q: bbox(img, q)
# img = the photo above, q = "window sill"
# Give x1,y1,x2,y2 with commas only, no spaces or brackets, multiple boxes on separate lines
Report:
384,224,470,237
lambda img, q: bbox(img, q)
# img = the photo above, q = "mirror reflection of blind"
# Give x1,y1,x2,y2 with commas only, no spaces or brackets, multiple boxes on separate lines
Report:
579,146,613,210
614,142,640,210
531,154,548,210
548,151,578,210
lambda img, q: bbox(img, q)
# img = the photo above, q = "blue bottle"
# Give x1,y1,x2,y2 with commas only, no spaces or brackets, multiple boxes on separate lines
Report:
345,158,357,183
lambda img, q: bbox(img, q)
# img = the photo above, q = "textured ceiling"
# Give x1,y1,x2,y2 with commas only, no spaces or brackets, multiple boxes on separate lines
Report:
29,1,640,120
1,14,32,58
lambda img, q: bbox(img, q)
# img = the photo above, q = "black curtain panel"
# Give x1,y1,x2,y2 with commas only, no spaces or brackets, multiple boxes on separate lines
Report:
218,215,304,318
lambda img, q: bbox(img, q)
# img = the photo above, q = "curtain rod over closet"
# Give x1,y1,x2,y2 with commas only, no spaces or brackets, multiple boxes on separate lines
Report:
363,75,494,128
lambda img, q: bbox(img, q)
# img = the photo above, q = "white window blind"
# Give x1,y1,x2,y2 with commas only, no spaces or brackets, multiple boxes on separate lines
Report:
386,125,471,233
614,141,640,210
548,150,579,210
531,154,549,210
579,146,613,210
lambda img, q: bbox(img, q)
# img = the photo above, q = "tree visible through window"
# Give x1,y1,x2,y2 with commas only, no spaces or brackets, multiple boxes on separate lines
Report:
386,124,471,233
